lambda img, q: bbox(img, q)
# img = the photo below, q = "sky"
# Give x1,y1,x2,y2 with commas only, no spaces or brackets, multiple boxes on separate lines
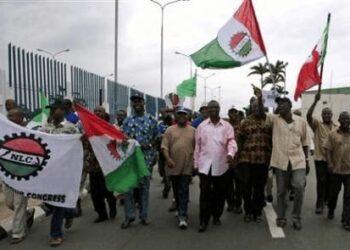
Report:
0,0,349,114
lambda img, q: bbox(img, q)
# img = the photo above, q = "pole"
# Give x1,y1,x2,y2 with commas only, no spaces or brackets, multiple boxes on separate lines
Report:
160,7,164,98
204,79,207,102
115,0,119,83
318,13,331,92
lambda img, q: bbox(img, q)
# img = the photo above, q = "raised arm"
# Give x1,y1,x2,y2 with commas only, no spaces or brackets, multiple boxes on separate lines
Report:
307,91,321,129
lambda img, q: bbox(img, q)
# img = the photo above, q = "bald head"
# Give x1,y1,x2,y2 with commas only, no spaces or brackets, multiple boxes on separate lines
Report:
94,106,106,119
339,111,350,131
208,100,220,119
7,108,24,126
321,107,333,124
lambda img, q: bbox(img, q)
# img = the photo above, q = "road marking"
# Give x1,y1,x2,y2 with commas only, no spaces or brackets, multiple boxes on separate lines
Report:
264,202,286,238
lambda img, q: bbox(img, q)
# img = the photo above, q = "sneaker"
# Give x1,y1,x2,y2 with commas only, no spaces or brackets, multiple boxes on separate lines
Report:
276,218,287,227
174,211,178,217
315,206,323,215
244,214,252,223
49,237,63,247
140,219,150,226
292,220,302,230
10,237,24,244
26,208,35,229
179,220,188,230
121,218,135,229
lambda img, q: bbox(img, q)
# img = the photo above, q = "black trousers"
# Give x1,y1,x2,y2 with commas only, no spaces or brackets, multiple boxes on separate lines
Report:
315,160,330,208
226,165,243,208
328,173,350,223
241,163,268,216
199,170,229,224
89,171,117,218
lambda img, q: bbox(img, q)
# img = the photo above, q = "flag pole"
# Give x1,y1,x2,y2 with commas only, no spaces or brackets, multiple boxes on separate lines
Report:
318,13,331,92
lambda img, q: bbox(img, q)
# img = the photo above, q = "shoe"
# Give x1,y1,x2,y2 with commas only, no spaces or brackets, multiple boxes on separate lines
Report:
74,198,82,218
292,220,302,230
10,237,24,244
27,208,35,229
198,223,207,233
94,217,108,223
315,207,323,215
179,220,188,230
140,219,150,226
233,206,243,214
254,215,262,223
213,218,221,226
49,237,63,247
109,208,117,220
266,195,273,203
227,205,234,212
162,189,169,199
174,211,179,218
289,193,295,201
327,211,334,220
64,218,74,229
121,218,135,229
168,201,177,212
343,223,350,232
276,218,287,227
244,214,252,223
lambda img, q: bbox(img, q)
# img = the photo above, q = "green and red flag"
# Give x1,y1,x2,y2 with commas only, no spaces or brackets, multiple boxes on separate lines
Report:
191,0,266,69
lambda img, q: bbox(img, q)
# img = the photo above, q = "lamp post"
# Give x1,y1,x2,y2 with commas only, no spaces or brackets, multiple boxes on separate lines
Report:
37,48,70,60
197,73,215,102
150,0,190,98
175,51,193,77
208,85,221,102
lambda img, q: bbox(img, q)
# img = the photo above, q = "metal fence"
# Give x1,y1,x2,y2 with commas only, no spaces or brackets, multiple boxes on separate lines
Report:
6,43,165,121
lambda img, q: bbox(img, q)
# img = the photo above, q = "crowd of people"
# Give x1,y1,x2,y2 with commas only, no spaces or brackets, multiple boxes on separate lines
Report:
0,85,350,247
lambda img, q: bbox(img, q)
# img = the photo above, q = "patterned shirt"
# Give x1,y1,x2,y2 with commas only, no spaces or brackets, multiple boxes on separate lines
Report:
122,114,159,167
40,120,78,134
238,115,272,165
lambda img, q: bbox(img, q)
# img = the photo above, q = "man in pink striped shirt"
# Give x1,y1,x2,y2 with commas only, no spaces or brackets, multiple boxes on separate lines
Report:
194,100,238,232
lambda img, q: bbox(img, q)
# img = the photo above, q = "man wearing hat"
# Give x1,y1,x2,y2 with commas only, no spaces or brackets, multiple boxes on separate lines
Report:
255,88,310,230
192,102,209,128
121,93,159,229
40,99,78,246
161,107,195,229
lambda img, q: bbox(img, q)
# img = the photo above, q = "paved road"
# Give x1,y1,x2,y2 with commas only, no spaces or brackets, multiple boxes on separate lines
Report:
1,163,350,250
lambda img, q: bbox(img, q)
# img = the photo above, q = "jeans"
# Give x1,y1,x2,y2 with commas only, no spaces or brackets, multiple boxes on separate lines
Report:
170,175,191,220
275,165,306,221
241,163,268,216
49,206,74,238
199,170,229,224
124,176,150,220
315,160,330,208
328,173,350,223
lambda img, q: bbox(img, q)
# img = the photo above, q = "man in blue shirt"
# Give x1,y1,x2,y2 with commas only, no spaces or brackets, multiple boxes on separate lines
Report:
121,93,159,229
192,102,208,128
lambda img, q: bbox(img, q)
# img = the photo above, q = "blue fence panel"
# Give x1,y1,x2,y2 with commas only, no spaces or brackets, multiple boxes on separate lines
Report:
146,94,156,117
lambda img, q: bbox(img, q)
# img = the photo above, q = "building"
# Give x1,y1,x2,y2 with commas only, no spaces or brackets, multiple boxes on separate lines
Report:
300,87,350,122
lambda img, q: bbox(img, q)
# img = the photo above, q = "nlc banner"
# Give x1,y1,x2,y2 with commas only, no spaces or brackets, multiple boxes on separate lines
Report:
0,114,83,208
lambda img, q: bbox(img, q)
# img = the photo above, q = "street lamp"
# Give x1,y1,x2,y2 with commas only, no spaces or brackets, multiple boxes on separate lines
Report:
150,0,190,98
37,48,70,60
175,51,193,77
197,73,215,102
208,85,221,101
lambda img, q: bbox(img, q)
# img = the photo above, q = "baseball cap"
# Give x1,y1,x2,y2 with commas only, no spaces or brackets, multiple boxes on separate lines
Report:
130,93,144,101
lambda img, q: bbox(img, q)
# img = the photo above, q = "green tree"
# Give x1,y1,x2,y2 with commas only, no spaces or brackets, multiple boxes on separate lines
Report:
247,62,269,89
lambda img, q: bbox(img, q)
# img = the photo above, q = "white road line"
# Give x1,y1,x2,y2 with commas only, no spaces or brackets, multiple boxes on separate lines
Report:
264,202,286,239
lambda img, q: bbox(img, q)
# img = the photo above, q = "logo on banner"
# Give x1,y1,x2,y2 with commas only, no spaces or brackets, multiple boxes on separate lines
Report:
107,140,128,161
0,133,50,180
229,32,252,57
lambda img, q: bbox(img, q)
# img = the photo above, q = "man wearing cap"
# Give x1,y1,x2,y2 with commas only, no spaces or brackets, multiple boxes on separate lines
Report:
161,107,195,229
194,100,237,232
121,93,159,229
307,92,337,214
192,102,209,128
226,106,243,214
40,99,78,247
255,87,310,230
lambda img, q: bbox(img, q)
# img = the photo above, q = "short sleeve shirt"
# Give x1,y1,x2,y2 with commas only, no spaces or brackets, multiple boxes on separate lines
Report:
122,114,159,167
311,118,337,161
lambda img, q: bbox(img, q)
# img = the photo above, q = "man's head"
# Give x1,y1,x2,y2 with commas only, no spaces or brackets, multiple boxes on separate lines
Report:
63,99,73,114
5,99,17,112
321,107,333,124
130,94,145,114
175,107,188,126
46,100,66,122
228,106,238,122
94,106,106,119
116,110,127,125
199,102,209,119
275,97,292,117
7,108,24,126
208,100,220,119
338,111,350,131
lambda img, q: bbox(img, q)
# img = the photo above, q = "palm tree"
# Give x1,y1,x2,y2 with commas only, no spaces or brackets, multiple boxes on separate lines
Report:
263,60,288,88
247,62,269,89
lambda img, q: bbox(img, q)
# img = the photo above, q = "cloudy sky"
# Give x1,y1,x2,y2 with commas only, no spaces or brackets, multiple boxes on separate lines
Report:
0,0,349,113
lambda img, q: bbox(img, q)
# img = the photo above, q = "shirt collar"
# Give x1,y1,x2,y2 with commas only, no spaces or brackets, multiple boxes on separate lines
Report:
206,117,224,126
